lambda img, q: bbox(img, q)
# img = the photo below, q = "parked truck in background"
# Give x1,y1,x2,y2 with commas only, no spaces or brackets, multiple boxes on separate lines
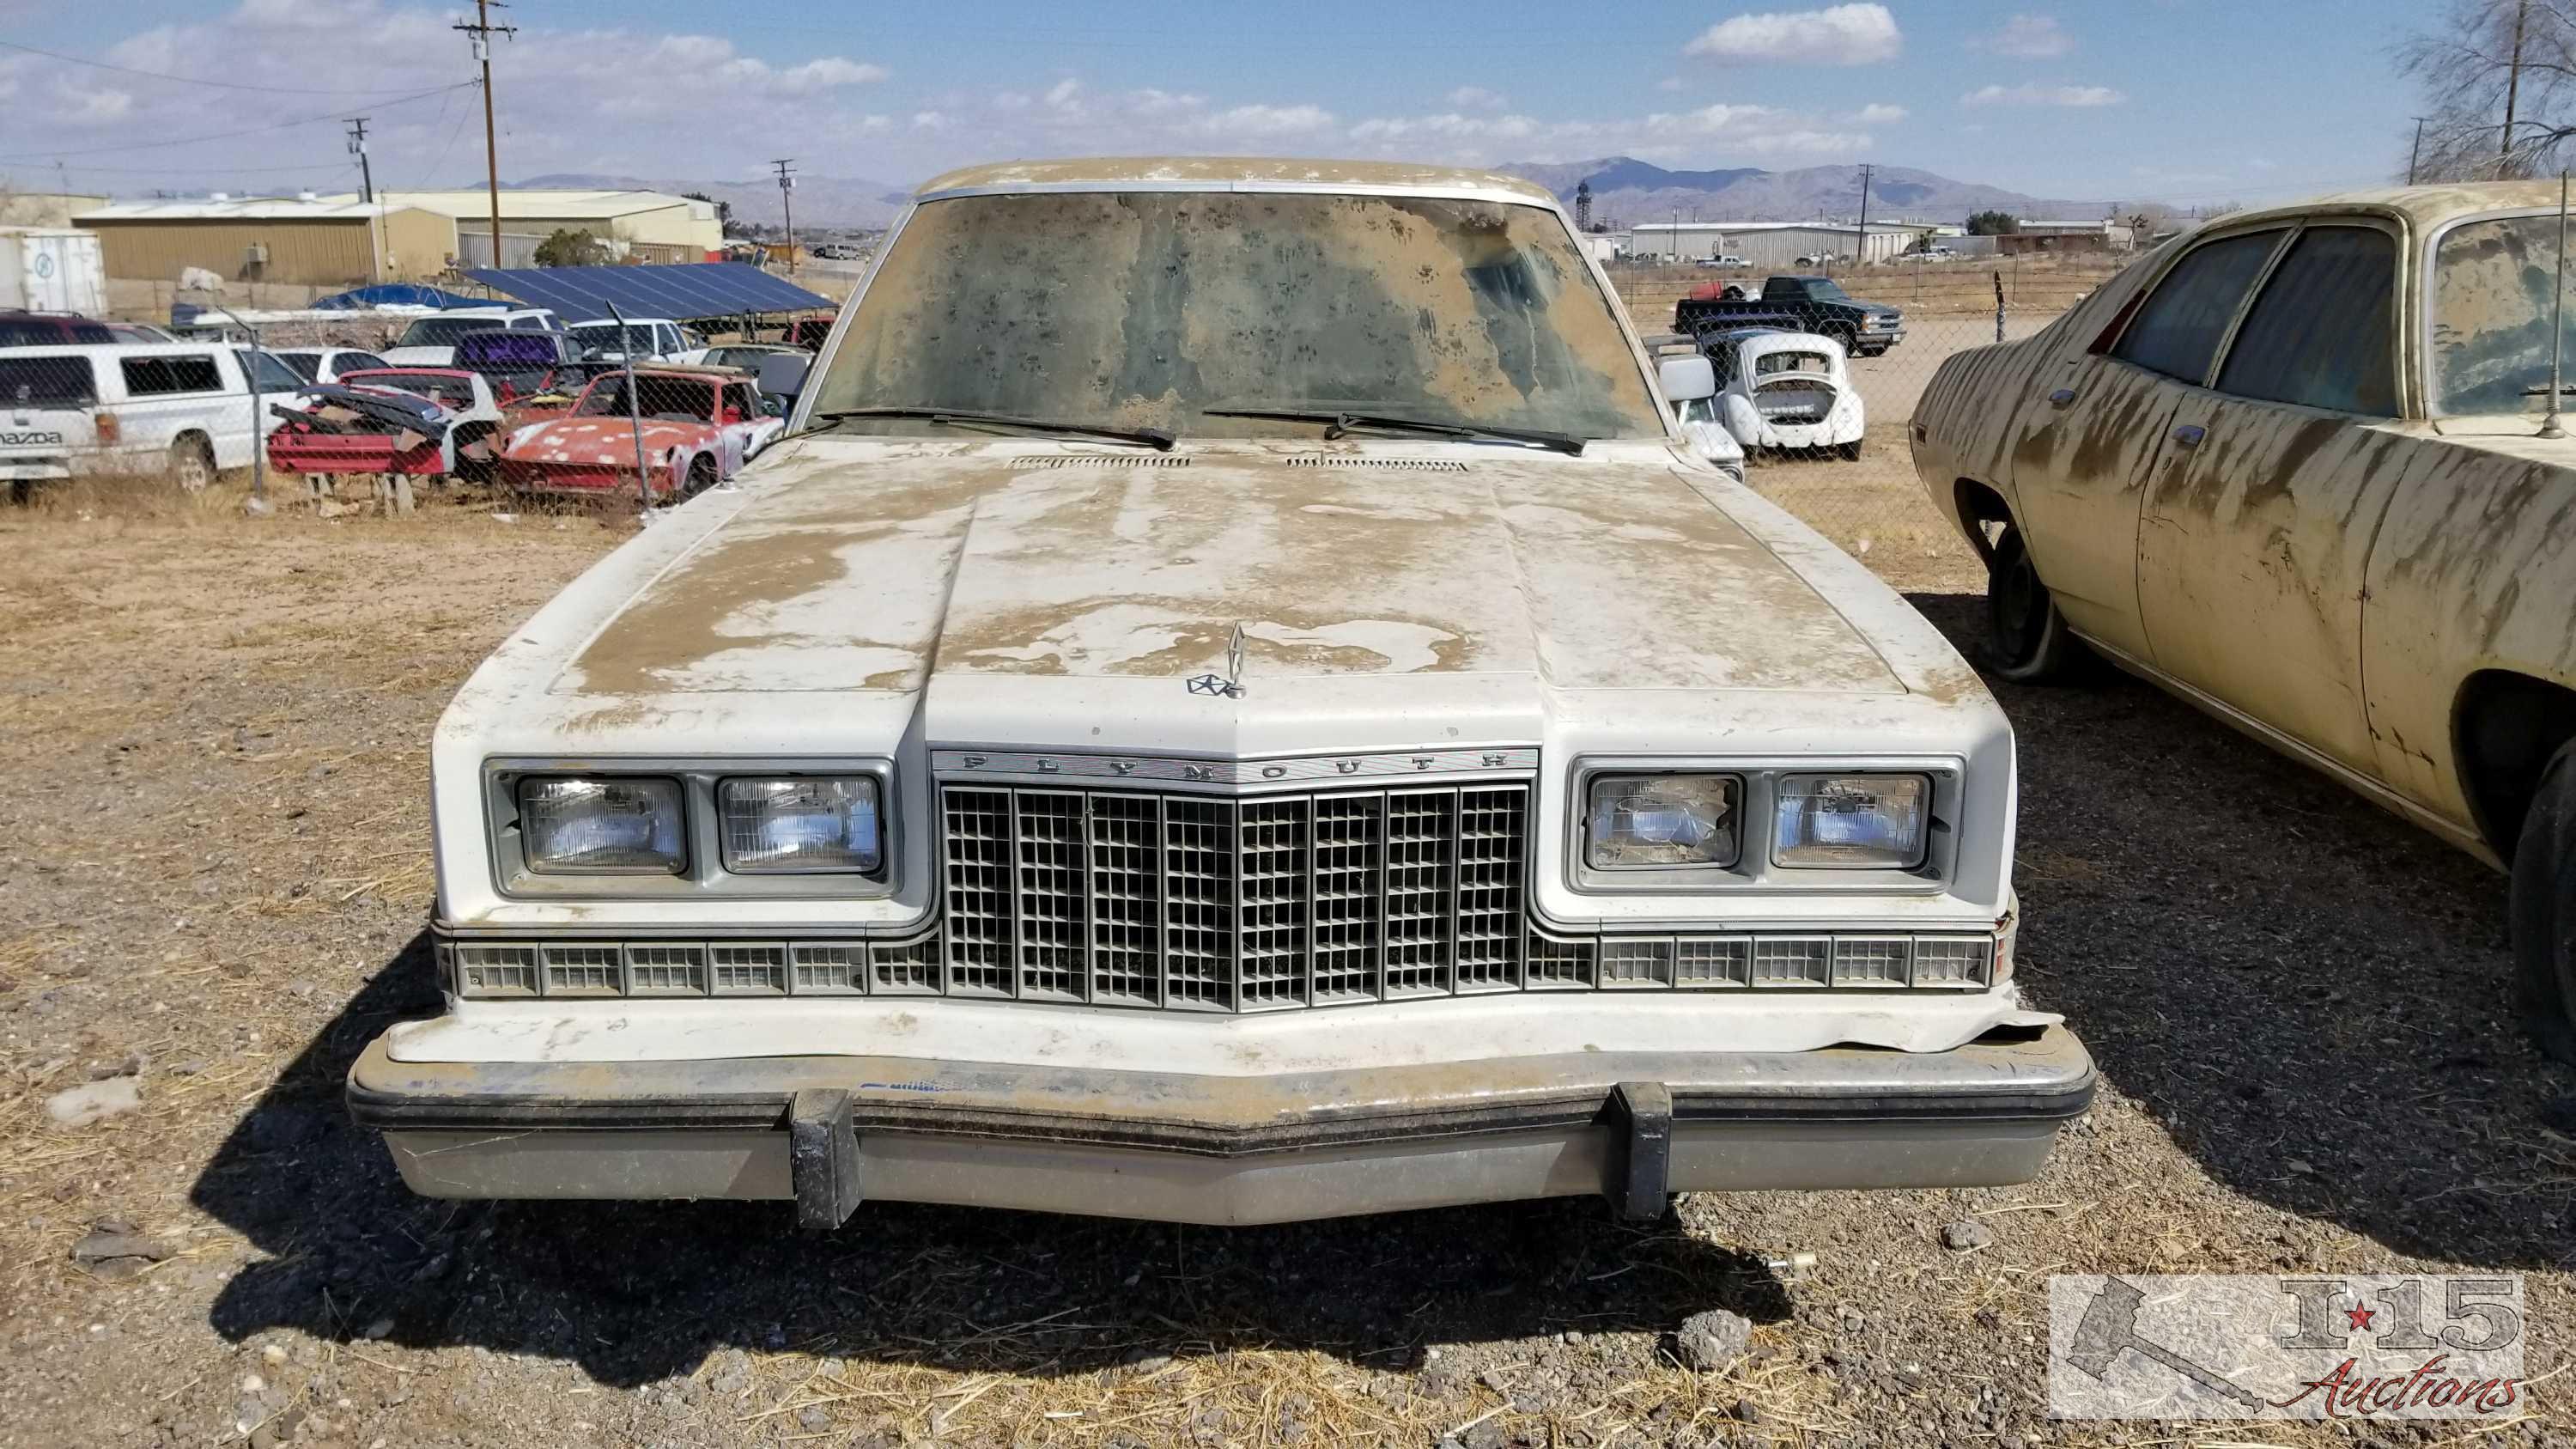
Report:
1675,275,1907,356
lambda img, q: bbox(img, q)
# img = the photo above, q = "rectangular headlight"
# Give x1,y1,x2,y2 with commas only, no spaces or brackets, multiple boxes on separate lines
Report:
518,776,685,874
720,776,882,874
1772,774,1929,869
1586,773,1741,868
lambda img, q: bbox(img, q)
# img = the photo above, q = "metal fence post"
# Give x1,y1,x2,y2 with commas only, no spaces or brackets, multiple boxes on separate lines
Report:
605,300,650,522
1994,271,2006,344
200,301,270,514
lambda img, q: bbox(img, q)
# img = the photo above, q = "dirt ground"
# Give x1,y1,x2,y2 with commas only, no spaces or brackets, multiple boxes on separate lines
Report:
0,475,2569,1449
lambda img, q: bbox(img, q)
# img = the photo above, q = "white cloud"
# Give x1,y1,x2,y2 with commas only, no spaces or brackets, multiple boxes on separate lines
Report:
1655,76,1686,92
1044,77,1082,109
1980,14,2074,58
775,57,890,96
1962,82,2125,107
1197,103,1336,138
911,110,950,130
1849,103,1907,124
1683,4,1900,65
1125,88,1206,117
1444,86,1505,109
56,83,133,126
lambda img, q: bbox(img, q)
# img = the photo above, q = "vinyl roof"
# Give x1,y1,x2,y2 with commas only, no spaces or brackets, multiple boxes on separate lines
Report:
459,263,835,321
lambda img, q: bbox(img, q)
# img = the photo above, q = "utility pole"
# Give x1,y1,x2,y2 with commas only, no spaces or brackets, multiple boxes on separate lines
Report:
347,117,380,282
455,0,514,265
2409,116,2427,185
772,158,797,271
1855,162,1874,267
2505,0,2531,168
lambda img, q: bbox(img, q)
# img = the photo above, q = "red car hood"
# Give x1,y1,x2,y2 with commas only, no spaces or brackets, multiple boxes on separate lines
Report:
501,416,714,468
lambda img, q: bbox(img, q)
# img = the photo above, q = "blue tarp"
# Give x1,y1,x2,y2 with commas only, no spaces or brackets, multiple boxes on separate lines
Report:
311,283,488,311
459,263,835,323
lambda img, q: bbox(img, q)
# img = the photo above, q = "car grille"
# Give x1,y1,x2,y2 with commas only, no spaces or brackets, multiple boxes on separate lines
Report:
445,786,1999,1006
939,783,1533,1010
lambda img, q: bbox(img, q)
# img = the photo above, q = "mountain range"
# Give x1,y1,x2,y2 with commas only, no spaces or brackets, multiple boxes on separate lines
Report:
508,158,2099,231
1498,157,2098,227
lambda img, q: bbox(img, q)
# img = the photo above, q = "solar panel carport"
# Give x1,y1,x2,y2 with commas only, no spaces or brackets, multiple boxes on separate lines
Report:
459,262,835,323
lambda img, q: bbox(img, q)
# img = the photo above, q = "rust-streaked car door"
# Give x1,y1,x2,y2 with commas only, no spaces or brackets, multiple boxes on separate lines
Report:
2006,228,2289,661
2136,223,2410,773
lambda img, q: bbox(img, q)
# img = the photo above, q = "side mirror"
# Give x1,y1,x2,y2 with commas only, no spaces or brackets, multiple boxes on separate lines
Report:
1657,354,1717,405
755,352,810,401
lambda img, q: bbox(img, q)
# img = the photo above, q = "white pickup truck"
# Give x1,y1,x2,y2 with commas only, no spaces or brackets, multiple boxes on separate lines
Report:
349,157,2090,1228
1,343,301,493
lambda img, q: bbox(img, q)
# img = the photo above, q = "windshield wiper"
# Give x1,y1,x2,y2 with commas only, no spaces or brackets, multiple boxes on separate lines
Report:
1201,407,1586,456
805,406,1175,450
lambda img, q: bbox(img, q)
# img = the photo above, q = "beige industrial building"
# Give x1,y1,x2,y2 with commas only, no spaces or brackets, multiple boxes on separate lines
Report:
75,198,457,285
0,192,112,228
321,189,725,265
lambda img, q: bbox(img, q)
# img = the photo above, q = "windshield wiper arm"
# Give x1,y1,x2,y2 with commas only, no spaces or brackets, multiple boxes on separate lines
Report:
1201,407,1586,456
805,406,1175,450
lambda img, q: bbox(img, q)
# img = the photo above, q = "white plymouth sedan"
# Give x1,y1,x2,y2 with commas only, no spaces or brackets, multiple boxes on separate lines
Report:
348,158,2091,1227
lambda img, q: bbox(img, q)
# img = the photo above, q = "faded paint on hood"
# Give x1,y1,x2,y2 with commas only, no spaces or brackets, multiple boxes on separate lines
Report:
554,441,1901,697
504,417,712,470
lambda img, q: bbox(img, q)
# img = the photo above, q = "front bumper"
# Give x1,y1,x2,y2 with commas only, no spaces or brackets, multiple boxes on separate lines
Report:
347,1024,2093,1226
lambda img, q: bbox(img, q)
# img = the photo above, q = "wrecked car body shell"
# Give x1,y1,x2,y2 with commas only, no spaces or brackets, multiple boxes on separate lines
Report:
1909,181,2576,866
350,158,2090,1225
1710,329,1866,454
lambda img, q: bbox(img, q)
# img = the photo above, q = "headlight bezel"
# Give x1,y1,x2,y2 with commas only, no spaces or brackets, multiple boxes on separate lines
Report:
485,757,899,899
1566,755,1959,893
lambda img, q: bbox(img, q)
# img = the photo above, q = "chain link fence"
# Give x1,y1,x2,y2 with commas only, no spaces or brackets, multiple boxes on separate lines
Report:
1608,253,2128,588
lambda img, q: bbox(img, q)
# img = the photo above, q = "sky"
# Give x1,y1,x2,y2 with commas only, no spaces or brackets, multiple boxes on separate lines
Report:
0,0,2439,214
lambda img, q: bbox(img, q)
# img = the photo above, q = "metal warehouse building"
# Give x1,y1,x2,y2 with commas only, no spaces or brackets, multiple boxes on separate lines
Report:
75,198,455,285
322,189,725,267
1625,221,1928,268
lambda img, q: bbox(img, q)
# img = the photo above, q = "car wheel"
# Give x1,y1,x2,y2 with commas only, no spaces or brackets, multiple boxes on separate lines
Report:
684,455,718,496
1837,440,1863,462
1984,522,2089,683
1825,324,1858,352
2512,741,2576,1066
169,436,215,493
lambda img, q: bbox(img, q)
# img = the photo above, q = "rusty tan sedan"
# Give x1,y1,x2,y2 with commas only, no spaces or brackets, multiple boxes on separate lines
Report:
1910,181,2576,1062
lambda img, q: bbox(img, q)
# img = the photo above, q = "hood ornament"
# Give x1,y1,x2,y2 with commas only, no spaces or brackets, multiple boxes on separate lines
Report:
1188,623,1249,698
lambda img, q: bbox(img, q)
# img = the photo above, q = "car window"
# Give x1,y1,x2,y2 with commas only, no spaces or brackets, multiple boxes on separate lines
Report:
241,351,307,391
0,356,98,406
276,352,323,381
119,355,225,396
347,353,389,373
2213,226,2397,416
2111,229,2286,384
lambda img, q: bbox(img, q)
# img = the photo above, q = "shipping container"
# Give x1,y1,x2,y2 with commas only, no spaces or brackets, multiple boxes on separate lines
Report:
0,228,107,316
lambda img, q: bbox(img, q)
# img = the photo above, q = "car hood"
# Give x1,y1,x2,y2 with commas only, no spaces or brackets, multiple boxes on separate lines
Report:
545,437,1903,699
503,417,714,468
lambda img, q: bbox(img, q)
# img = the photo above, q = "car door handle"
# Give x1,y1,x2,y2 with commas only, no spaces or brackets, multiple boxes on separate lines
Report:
2171,423,2206,448
2046,387,2076,406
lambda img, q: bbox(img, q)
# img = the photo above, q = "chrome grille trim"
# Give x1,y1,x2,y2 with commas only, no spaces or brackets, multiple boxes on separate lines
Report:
447,928,1993,1000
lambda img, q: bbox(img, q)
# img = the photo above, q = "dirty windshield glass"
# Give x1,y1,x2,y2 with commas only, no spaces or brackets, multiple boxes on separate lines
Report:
2430,214,2576,414
811,191,1663,441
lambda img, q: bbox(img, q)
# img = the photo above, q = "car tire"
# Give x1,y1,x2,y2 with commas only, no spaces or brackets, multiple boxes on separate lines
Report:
1984,522,2089,683
1837,440,1863,462
1825,324,1858,352
2512,740,2576,1067
169,435,215,493
684,455,718,496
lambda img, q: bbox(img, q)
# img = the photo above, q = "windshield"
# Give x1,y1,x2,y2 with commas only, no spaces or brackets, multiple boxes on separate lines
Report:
571,323,657,356
241,350,306,391
576,374,714,423
2430,214,2576,415
810,191,1662,441
275,352,323,381
396,316,506,347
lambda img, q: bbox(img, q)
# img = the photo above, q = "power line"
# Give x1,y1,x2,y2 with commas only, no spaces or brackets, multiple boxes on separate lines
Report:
0,80,478,161
0,38,467,96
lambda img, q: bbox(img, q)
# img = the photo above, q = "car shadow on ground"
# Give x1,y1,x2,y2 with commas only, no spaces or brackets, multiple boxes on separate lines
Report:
189,931,1792,1387
1903,591,2575,1271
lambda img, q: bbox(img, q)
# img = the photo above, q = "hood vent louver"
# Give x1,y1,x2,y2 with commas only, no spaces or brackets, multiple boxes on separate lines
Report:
1025,455,1192,469
1284,456,1471,472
